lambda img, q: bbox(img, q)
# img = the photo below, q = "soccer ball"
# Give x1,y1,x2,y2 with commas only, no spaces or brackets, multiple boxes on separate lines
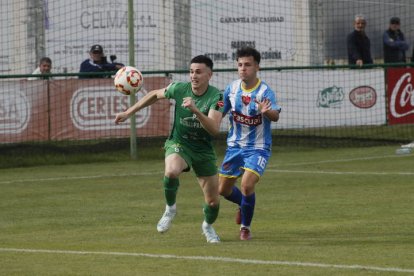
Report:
114,66,144,95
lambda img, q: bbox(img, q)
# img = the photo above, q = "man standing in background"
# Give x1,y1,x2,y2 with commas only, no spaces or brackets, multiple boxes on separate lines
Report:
347,15,373,67
383,17,409,64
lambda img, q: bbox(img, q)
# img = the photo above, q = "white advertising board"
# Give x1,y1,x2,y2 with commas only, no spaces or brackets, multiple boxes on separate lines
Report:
172,69,386,130
44,0,171,73
270,69,386,129
0,0,16,73
190,0,296,68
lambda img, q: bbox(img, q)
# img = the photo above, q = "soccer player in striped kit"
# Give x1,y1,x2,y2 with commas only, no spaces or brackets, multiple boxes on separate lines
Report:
219,47,281,240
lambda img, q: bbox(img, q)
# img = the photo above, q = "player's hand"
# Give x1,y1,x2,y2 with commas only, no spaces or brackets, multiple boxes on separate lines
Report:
255,98,272,114
114,112,129,124
182,97,196,112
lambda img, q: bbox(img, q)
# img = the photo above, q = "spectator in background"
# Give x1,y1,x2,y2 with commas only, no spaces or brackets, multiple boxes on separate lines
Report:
79,44,124,79
383,17,409,64
28,57,52,80
347,15,373,67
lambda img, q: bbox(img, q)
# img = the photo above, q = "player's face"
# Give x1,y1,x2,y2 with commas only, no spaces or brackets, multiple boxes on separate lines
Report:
39,62,51,74
190,63,212,91
237,56,259,83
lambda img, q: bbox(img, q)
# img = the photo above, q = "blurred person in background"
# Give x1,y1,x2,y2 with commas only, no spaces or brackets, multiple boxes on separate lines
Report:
28,57,52,80
79,44,124,79
383,17,409,64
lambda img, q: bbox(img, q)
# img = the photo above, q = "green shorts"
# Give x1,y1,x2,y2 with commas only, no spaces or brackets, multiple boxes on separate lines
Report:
164,139,217,177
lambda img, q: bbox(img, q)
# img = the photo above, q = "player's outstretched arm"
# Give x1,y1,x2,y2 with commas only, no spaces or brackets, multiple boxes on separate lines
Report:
114,88,166,124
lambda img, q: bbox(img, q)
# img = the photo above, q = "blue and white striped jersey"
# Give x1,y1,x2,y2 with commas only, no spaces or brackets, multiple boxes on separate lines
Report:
223,79,281,151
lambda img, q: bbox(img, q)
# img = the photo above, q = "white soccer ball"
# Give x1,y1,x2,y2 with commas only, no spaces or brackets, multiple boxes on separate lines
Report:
114,66,144,95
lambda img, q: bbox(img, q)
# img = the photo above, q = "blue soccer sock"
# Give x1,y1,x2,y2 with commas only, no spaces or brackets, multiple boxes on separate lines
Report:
224,186,242,206
241,193,256,227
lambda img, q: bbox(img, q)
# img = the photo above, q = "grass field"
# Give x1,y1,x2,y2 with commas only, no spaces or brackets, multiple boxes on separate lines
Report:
0,144,413,275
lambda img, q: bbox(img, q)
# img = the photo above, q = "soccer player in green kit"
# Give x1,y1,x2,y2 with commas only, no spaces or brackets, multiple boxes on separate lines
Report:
115,55,224,243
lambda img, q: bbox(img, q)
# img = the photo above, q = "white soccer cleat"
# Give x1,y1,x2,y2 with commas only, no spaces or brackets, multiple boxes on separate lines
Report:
401,142,414,149
157,209,176,233
202,221,220,243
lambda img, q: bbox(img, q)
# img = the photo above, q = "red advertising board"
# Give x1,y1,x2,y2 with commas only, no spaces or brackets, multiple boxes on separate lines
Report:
48,77,171,140
0,80,49,143
387,68,414,125
0,77,171,143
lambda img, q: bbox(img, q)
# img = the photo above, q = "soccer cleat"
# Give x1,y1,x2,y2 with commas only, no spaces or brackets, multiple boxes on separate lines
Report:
235,208,241,225
240,227,251,240
156,209,176,233
202,221,220,243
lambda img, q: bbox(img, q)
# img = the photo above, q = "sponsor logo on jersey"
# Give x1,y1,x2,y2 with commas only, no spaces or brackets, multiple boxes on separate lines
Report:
232,111,262,126
180,117,202,128
242,95,251,105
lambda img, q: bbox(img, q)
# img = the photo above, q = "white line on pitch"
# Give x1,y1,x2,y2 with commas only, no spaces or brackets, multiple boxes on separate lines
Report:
0,248,413,273
267,169,414,176
270,154,411,168
0,154,411,185
1,167,412,185
0,171,164,185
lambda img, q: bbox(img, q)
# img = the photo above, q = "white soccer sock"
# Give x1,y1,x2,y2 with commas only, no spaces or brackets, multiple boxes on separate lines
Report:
166,204,176,212
240,224,250,230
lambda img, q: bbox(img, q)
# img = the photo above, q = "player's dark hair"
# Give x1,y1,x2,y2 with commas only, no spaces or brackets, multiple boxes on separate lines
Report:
191,55,214,70
236,47,261,64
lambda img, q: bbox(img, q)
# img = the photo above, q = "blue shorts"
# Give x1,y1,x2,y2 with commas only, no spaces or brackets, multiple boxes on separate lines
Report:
219,147,270,178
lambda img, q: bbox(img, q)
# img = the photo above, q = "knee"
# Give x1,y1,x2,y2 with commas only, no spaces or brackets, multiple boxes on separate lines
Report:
205,198,219,207
241,185,254,196
164,168,181,179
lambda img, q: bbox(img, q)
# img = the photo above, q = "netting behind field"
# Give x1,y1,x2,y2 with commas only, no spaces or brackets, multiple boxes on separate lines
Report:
1,0,414,148
2,0,414,73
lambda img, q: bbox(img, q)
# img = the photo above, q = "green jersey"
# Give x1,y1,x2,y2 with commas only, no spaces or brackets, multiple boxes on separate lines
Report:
164,82,224,153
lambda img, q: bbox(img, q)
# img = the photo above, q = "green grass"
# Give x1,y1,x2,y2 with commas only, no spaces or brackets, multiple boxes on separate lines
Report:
0,145,413,275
